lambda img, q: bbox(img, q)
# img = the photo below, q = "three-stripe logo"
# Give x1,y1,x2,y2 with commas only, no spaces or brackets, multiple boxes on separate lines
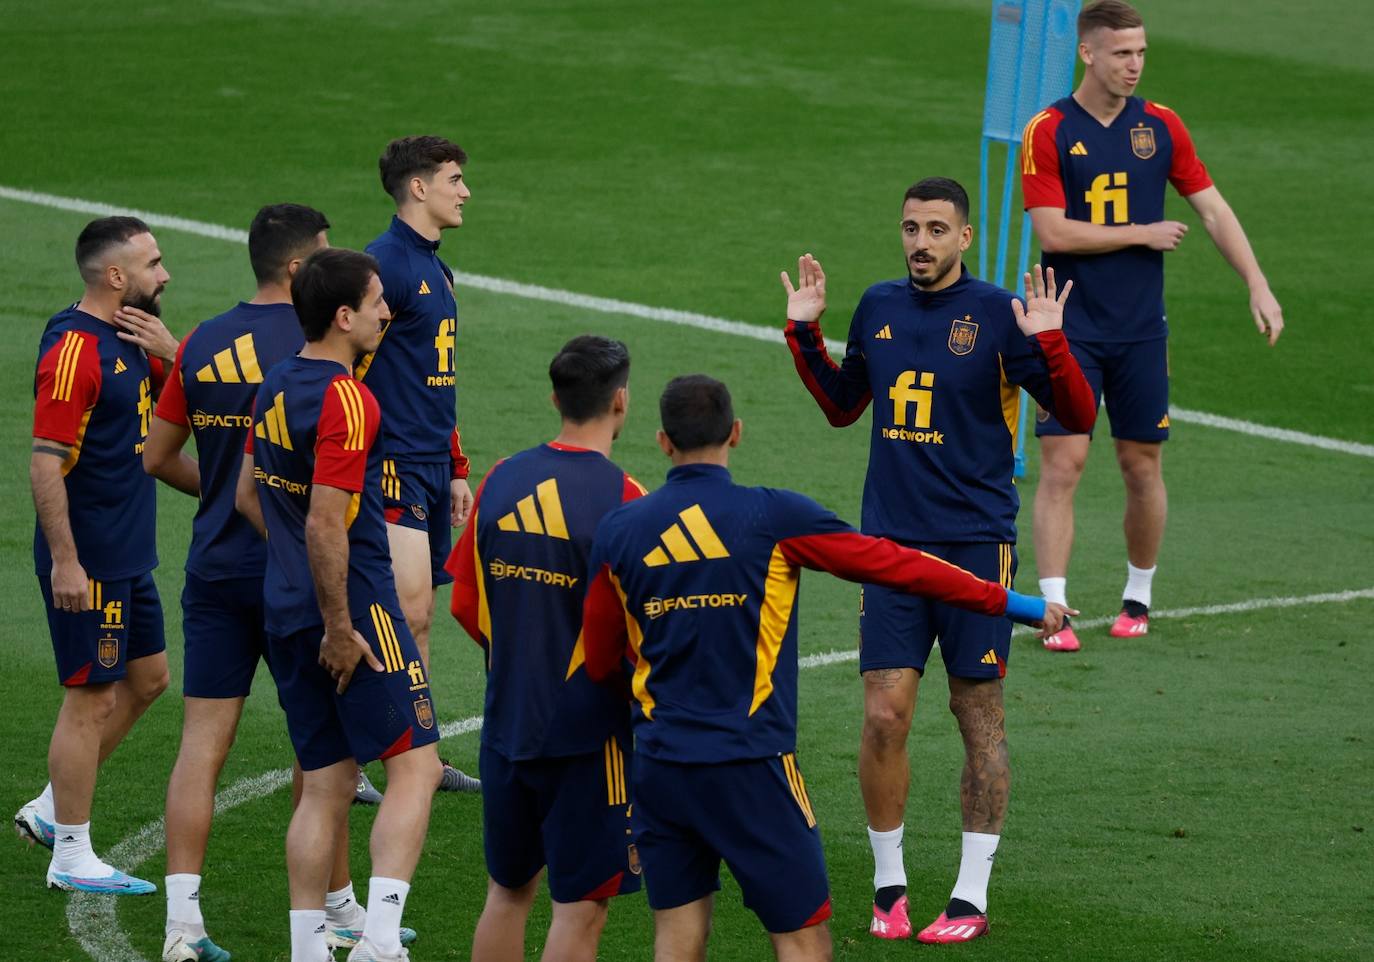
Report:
642,504,730,567
196,334,263,383
253,392,293,450
496,478,569,539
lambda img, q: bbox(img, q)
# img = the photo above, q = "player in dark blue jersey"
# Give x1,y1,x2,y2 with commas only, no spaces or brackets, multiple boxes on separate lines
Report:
782,178,1096,943
363,134,479,795
447,335,646,961
144,204,383,961
21,217,173,896
581,376,1068,961
1022,0,1284,648
235,249,441,962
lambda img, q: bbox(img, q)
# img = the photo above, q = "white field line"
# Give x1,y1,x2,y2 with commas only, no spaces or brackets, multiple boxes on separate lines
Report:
3,184,1371,460
67,586,1374,960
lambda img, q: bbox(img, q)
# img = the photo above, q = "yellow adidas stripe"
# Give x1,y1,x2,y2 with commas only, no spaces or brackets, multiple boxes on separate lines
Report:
53,332,82,401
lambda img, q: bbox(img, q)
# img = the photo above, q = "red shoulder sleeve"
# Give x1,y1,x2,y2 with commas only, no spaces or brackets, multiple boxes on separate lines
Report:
153,331,193,427
1146,102,1213,197
622,473,648,503
33,331,102,444
1020,107,1067,210
582,564,631,682
445,464,499,644
148,354,168,396
313,376,379,492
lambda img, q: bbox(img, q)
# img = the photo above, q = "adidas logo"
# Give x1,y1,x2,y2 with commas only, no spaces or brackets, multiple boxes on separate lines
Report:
189,890,199,901
1157,414,1170,429
874,324,893,340
196,333,263,384
980,649,999,665
496,478,568,539
314,924,326,934
382,892,402,905
643,504,730,567
113,358,128,374
253,391,294,450
60,835,76,842
1069,140,1088,156
418,280,432,295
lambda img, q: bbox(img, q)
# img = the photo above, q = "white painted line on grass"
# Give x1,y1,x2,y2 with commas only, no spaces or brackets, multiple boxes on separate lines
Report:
797,586,1374,670
70,585,1374,960
3,185,1370,460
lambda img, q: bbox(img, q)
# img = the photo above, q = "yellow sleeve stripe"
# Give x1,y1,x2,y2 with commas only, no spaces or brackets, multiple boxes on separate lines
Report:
52,331,85,402
332,380,367,452
1021,110,1053,175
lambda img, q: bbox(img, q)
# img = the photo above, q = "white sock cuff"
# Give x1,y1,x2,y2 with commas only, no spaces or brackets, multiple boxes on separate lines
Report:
369,876,410,897
867,824,907,890
1124,563,1157,606
325,882,355,907
1038,577,1068,607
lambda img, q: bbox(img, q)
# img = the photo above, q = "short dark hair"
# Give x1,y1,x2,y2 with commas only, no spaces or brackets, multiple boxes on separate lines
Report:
75,216,151,284
248,204,330,284
903,177,970,224
659,375,735,452
379,136,469,204
549,335,631,423
290,248,380,342
1078,0,1143,38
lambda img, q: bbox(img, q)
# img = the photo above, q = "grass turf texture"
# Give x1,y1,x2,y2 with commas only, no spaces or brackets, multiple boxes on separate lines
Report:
1,1,1371,958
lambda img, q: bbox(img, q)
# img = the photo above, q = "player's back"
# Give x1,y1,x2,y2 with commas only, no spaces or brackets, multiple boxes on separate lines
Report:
1022,95,1212,341
164,302,303,581
32,307,157,581
592,463,844,764
359,216,458,460
249,355,398,636
467,443,642,760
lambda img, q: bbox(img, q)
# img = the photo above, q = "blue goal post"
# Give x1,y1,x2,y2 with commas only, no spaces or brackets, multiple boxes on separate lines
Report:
979,0,1080,476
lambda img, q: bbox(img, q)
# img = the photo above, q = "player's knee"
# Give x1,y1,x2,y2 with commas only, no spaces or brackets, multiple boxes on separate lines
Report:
132,667,171,706
862,700,913,745
68,683,118,725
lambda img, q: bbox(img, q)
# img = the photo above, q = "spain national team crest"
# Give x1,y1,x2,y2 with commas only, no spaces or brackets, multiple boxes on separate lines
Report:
413,697,435,730
411,504,427,522
1036,404,1051,424
1131,125,1156,159
627,843,642,876
948,316,979,356
97,636,119,669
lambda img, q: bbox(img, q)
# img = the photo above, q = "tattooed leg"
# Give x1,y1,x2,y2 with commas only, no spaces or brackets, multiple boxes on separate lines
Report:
948,676,1009,834
859,667,921,831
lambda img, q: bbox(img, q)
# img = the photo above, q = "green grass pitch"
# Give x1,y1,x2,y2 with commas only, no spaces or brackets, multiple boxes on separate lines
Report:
1,1,1371,959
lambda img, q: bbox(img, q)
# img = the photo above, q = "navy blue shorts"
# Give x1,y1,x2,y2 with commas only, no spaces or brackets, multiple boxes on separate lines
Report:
182,573,268,698
1035,337,1170,442
381,458,454,587
480,736,642,903
859,542,1015,679
267,603,439,770
632,754,832,934
41,572,165,686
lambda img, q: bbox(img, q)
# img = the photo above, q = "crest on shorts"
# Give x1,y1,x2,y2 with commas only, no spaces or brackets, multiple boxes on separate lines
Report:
97,636,119,669
1130,125,1156,159
1036,404,1051,424
948,316,979,356
411,504,427,522
413,697,434,730
627,843,642,876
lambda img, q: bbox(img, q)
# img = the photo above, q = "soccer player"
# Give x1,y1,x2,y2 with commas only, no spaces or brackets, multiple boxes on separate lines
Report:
781,177,1097,941
580,375,1070,961
362,134,479,795
1022,0,1284,650
20,217,173,894
145,204,409,960
236,248,441,962
447,335,645,962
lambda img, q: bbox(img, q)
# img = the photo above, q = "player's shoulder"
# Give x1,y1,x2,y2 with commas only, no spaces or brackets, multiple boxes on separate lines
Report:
1023,100,1069,142
1142,99,1191,134
858,278,909,308
326,371,379,409
966,276,1018,317
38,308,102,358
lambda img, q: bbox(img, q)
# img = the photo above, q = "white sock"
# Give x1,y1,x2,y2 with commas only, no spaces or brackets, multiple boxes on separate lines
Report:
166,873,205,930
1038,577,1068,608
1124,563,1156,608
362,877,409,955
51,821,110,876
949,831,1000,914
36,783,55,823
325,882,362,926
288,909,327,962
867,824,906,891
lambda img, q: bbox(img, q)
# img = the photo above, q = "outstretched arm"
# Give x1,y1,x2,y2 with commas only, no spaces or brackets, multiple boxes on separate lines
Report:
781,254,872,426
1186,186,1283,346
1005,265,1097,434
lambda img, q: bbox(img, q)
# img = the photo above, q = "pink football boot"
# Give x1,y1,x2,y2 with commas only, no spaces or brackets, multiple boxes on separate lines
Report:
916,910,989,944
870,895,912,939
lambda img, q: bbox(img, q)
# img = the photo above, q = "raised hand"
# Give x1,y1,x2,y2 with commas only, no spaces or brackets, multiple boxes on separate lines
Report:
780,253,827,324
113,306,179,362
1011,264,1073,336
